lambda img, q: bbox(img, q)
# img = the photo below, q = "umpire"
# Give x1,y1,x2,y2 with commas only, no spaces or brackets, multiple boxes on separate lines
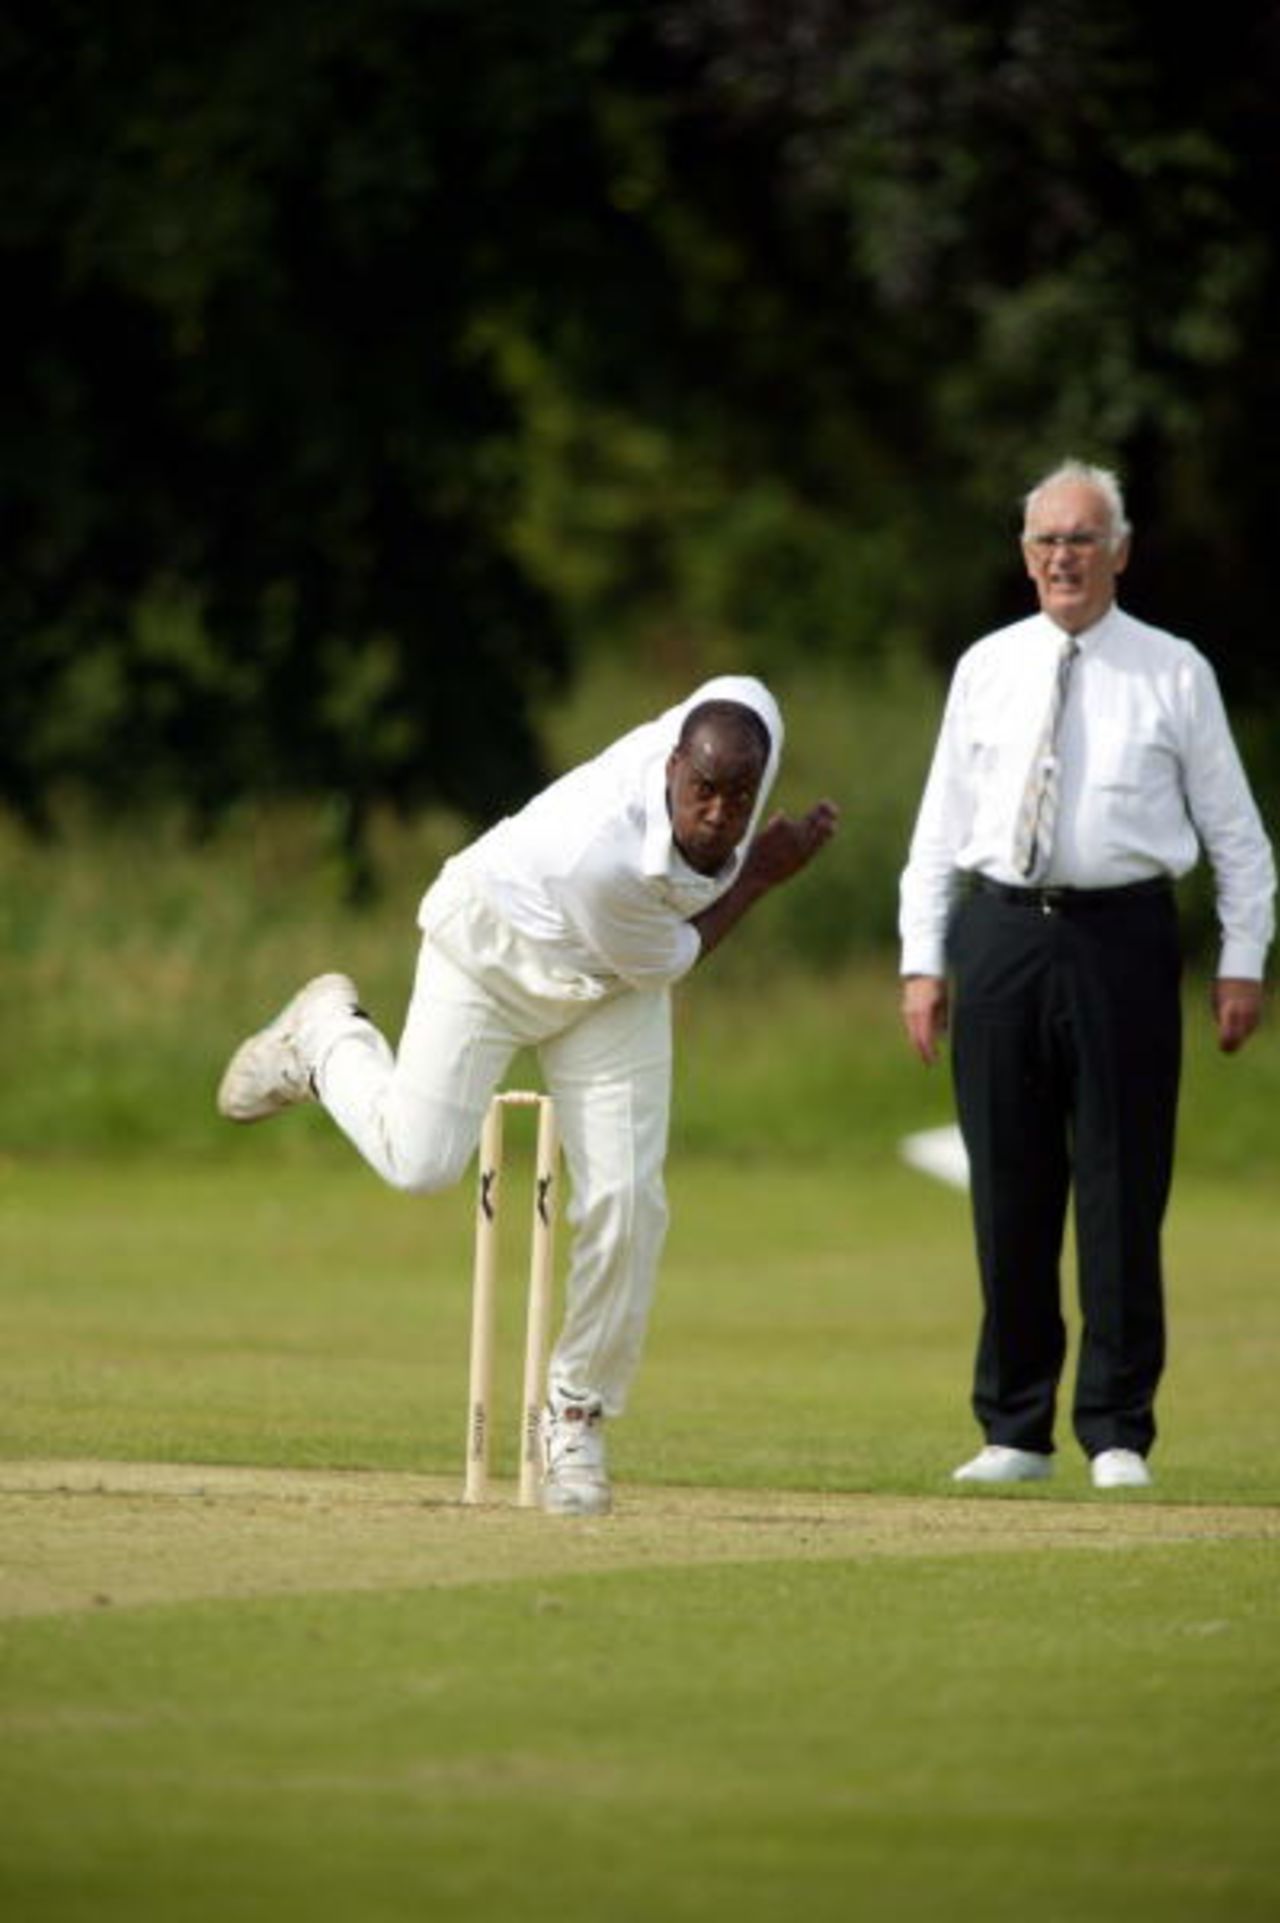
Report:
899,459,1275,1491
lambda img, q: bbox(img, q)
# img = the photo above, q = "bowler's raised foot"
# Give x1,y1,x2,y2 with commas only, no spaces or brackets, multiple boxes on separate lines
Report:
541,1395,612,1517
952,1445,1054,1485
216,973,361,1123
1090,1448,1152,1490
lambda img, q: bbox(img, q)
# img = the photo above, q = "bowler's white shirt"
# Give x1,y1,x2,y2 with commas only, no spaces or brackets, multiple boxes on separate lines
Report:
426,676,782,993
899,606,1275,979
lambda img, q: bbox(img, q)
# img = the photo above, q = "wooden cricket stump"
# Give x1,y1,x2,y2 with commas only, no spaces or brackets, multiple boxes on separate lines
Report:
463,1091,560,1507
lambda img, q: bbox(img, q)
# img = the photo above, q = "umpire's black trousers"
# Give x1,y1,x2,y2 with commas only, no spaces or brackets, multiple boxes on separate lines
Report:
948,877,1182,1459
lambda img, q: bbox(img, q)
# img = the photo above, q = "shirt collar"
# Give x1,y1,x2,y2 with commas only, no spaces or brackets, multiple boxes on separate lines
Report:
641,751,681,879
1039,602,1119,656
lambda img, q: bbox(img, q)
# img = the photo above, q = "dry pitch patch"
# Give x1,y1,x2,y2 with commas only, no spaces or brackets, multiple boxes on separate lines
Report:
3,1460,1278,1618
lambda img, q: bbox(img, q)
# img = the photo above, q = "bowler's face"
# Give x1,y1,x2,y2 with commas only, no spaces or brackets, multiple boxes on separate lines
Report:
1022,480,1129,634
666,730,764,876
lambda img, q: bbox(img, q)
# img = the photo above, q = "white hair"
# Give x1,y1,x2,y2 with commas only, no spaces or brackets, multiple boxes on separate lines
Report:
1023,459,1131,550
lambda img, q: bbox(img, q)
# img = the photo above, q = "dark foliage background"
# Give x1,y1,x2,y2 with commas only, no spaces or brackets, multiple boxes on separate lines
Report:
4,0,1278,875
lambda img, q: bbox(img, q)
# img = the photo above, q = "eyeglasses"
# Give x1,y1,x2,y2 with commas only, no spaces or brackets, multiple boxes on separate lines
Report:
1024,531,1106,553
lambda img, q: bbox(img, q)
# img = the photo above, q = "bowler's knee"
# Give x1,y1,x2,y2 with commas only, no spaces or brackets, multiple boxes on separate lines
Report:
380,1137,475,1197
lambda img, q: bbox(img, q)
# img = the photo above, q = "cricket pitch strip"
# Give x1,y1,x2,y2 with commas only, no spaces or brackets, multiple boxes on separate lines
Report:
3,1459,1278,1619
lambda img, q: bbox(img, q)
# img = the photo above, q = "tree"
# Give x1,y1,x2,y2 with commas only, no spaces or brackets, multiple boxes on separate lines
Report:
2,0,629,860
4,0,1278,877
649,0,1280,694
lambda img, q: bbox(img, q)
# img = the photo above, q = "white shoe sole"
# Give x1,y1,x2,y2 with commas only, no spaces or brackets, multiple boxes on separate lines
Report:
216,973,356,1123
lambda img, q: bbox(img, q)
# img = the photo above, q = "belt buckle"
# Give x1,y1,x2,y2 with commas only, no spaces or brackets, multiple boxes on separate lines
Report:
1039,887,1067,916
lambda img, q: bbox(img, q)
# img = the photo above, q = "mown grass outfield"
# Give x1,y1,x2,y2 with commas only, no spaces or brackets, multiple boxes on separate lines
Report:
1,671,1278,1921
2,1140,1278,1921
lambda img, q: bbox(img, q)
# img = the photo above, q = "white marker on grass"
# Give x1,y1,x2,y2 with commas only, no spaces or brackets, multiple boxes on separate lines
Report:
899,1124,970,1191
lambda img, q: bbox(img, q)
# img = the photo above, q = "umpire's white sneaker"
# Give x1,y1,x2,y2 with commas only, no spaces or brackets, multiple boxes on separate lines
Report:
1091,1448,1152,1490
216,973,361,1123
542,1395,612,1517
952,1445,1054,1485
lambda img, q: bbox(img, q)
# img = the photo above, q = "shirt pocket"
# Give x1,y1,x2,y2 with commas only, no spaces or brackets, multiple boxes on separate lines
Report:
1083,730,1168,799
1089,730,1166,793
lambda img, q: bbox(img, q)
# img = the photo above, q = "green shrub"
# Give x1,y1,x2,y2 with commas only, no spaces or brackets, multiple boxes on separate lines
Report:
1,659,1274,1170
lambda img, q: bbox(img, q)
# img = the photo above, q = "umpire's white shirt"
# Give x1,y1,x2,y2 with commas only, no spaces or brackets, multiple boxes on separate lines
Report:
899,605,1275,980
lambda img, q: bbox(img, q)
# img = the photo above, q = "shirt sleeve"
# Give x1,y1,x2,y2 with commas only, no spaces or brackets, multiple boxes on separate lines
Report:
1181,653,1276,979
898,666,973,977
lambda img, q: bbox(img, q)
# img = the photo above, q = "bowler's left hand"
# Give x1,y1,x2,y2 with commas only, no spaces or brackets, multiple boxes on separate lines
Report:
749,802,840,886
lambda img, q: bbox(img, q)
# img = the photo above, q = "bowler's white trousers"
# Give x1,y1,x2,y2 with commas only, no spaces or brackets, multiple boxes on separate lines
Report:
311,872,673,1417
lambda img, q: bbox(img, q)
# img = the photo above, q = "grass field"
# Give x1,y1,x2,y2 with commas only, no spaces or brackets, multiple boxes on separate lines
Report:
2,1151,1278,1920
2,713,1278,1919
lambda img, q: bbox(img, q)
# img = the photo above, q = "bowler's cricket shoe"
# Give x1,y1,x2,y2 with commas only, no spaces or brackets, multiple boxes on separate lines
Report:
542,1394,612,1517
216,973,362,1122
952,1445,1054,1485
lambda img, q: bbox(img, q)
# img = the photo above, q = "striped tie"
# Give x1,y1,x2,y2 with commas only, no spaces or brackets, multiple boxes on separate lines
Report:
1013,635,1079,881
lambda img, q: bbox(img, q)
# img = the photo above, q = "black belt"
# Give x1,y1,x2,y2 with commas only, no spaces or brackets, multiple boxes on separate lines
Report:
971,874,1172,914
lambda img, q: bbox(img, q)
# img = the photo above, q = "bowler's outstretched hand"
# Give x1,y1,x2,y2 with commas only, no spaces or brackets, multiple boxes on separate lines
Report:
747,801,840,886
690,800,839,961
